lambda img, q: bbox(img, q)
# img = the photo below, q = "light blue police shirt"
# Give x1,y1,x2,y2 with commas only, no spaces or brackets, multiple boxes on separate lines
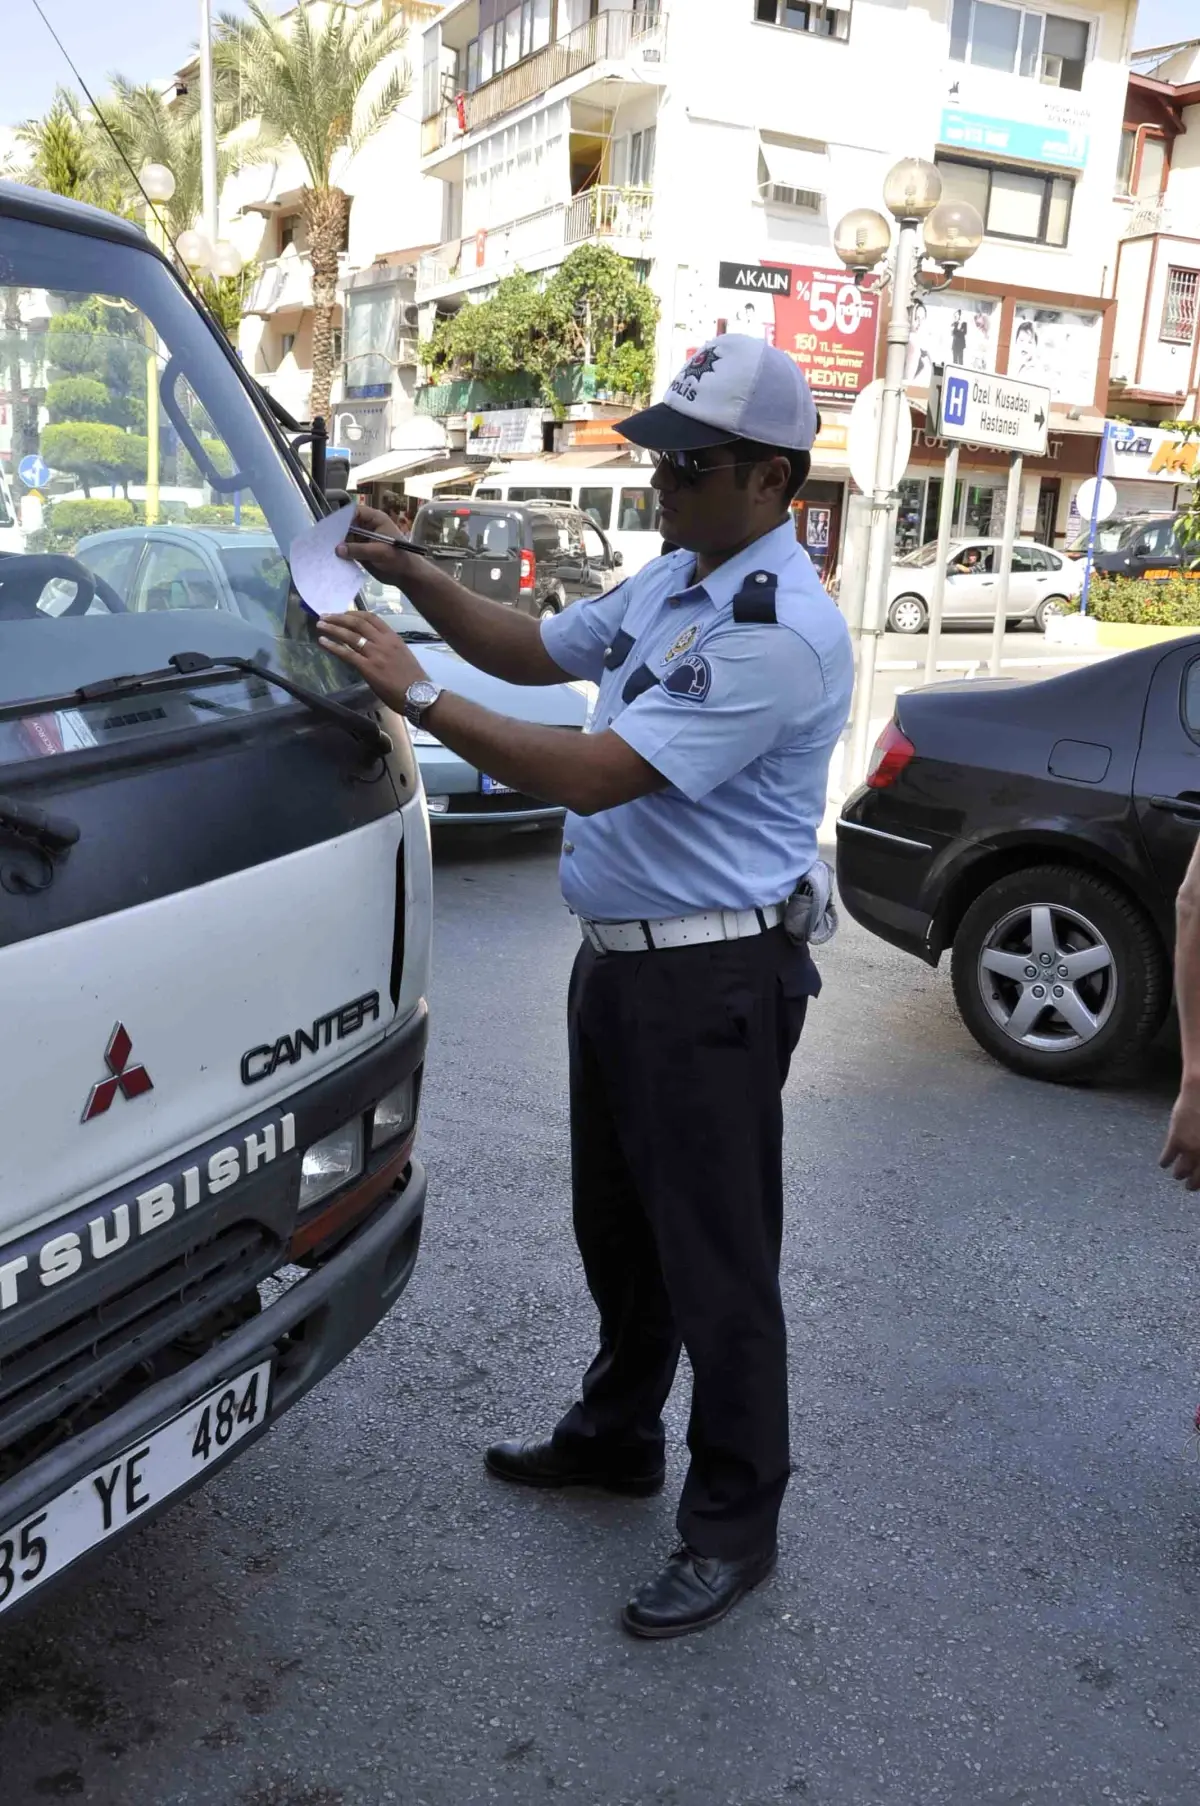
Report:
540,516,853,922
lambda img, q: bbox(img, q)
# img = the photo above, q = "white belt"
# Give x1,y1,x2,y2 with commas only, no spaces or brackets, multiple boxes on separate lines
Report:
579,903,784,954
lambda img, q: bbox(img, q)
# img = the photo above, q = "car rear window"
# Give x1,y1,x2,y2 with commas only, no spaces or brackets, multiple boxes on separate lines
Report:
415,509,523,555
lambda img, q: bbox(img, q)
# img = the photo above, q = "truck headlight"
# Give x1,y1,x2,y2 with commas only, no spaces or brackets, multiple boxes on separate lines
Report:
372,1076,416,1148
299,1118,364,1211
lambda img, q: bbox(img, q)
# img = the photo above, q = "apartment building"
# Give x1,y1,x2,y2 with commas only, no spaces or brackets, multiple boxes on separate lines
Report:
1104,38,1200,521
213,0,448,478
414,0,1136,566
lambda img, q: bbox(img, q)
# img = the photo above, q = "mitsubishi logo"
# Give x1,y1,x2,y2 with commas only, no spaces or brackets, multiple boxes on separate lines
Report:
83,1024,154,1123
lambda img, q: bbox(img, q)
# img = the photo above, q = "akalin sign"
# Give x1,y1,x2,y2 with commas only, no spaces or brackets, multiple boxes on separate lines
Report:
719,262,879,402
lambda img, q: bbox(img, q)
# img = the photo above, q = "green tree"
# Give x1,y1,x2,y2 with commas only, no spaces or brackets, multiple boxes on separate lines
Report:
43,299,150,494
214,0,414,423
423,246,658,411
42,422,150,496
15,88,124,211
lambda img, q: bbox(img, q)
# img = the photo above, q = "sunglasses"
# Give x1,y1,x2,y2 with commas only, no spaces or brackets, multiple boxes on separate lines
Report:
652,449,767,488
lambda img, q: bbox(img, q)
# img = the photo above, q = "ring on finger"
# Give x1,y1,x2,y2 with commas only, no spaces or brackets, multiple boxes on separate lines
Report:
357,634,368,650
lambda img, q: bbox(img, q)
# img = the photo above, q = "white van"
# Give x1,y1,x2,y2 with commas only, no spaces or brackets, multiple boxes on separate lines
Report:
474,461,663,574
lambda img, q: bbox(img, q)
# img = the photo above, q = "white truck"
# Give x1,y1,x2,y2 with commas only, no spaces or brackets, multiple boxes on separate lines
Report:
0,182,432,1618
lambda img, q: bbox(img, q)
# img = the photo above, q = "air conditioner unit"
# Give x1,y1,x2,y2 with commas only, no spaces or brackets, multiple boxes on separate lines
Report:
1040,52,1064,84
764,183,823,214
400,301,421,330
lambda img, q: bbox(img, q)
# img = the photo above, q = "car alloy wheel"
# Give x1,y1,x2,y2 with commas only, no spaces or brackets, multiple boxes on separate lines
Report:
539,602,559,622
888,595,927,635
1034,594,1068,632
977,901,1116,1052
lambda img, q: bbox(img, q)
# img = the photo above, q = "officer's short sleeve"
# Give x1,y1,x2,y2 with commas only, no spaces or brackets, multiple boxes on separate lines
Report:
612,625,828,802
540,580,634,683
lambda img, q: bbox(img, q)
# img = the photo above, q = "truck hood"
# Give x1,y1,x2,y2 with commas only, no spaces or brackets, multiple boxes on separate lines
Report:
0,805,422,1246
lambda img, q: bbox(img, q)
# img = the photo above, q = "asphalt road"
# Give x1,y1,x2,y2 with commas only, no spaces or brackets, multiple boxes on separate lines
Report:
1,827,1197,1806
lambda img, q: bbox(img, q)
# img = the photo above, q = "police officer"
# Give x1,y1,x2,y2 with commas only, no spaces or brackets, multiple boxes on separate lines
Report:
318,334,853,1639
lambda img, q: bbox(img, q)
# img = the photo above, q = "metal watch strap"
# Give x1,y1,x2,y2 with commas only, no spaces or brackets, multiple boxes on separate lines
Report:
403,680,441,726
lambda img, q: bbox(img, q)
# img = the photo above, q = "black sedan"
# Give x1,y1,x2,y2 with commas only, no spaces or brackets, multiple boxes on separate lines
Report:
835,637,1200,1082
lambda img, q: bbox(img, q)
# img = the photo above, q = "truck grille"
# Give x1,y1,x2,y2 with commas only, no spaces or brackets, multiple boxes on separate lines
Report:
0,1221,283,1484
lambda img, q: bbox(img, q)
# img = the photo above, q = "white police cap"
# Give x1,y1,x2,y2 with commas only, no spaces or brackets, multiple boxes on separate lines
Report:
617,333,820,454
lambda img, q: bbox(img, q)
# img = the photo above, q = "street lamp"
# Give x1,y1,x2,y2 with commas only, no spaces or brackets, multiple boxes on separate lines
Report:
176,229,213,273
334,413,364,444
140,165,176,529
833,158,984,785
210,240,244,280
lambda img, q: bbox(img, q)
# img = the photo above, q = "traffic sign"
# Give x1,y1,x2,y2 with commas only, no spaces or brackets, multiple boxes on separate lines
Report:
18,454,50,490
938,365,1050,457
847,378,912,496
1075,476,1116,523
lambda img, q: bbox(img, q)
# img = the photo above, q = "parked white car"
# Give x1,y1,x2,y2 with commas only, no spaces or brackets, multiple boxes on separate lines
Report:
886,538,1084,634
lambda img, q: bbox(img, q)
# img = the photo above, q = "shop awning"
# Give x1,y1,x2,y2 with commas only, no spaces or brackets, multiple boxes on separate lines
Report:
351,450,451,487
758,136,829,195
405,465,481,500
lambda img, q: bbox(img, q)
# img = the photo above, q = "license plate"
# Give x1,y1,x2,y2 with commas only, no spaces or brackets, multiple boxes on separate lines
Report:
0,1360,271,1617
481,774,514,795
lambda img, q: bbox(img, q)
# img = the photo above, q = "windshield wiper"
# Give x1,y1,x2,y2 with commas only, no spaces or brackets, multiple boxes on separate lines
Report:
0,653,392,759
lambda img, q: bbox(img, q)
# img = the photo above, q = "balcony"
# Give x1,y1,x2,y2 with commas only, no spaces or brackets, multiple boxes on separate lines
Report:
422,8,668,156
417,187,652,299
565,185,653,244
245,249,351,317
414,366,598,417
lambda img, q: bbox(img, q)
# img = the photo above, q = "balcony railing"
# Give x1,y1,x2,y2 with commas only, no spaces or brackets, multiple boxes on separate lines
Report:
414,366,598,417
422,8,668,154
417,187,653,294
565,186,653,244
245,249,351,316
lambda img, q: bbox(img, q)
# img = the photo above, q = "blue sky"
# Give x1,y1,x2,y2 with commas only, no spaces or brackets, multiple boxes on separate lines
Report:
3,0,1197,128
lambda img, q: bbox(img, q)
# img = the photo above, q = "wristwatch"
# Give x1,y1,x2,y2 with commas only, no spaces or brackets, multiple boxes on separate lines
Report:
401,678,442,727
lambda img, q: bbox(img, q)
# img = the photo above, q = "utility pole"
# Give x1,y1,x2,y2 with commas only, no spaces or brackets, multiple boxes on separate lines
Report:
199,0,219,249
845,215,921,788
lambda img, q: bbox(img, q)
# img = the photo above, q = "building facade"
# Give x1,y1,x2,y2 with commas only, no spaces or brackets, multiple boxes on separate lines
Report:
413,0,1138,568
1105,38,1200,522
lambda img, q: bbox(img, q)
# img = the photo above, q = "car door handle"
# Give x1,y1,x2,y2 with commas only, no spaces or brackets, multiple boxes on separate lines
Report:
1150,794,1200,822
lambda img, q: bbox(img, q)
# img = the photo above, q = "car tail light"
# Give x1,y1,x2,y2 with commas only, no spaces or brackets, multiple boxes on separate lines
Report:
519,550,535,592
866,720,916,789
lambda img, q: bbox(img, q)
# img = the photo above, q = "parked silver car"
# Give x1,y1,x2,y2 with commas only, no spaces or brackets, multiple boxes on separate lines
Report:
886,537,1084,635
366,582,588,828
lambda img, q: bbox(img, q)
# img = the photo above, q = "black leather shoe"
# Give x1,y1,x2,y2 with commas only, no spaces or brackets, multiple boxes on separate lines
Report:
484,1437,665,1497
621,1543,777,1639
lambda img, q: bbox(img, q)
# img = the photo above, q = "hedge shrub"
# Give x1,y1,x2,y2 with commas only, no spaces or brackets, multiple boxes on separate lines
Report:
1068,574,1200,626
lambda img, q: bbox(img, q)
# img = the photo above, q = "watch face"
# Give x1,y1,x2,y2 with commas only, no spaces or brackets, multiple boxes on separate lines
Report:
411,681,438,707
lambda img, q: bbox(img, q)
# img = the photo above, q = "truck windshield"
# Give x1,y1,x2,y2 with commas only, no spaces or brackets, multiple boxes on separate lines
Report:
0,212,352,768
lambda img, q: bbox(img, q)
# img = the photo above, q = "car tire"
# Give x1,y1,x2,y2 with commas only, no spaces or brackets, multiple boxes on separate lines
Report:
539,599,560,622
951,865,1168,1083
888,594,928,634
1034,594,1069,633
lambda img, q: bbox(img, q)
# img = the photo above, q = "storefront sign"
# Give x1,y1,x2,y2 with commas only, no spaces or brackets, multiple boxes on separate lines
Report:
772,265,880,402
1102,422,1200,483
466,408,544,458
718,261,792,297
939,108,1089,171
707,262,880,399
939,367,1050,456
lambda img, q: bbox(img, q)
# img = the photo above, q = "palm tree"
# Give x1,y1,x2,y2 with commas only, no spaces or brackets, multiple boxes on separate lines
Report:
90,78,245,245
214,0,413,422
